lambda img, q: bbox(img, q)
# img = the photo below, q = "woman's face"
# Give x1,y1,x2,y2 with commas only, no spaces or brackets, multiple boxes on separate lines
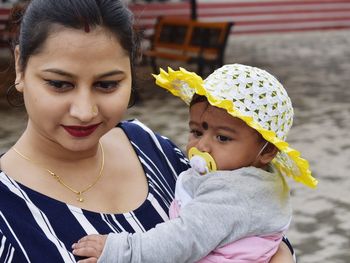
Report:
15,27,132,151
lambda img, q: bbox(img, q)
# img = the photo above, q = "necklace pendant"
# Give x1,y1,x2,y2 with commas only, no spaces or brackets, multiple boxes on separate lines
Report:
77,193,84,202
13,142,105,205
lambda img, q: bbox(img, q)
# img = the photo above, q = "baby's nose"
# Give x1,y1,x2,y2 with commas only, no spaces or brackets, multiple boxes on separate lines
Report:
196,136,211,153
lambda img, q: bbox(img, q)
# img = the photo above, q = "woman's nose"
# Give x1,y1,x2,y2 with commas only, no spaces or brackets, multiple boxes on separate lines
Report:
69,92,97,122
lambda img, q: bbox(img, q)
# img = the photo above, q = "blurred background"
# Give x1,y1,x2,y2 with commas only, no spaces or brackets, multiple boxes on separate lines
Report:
1,0,350,262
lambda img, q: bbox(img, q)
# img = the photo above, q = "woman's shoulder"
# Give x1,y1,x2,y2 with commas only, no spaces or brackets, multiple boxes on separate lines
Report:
116,119,181,154
117,119,154,136
115,119,190,174
116,119,162,139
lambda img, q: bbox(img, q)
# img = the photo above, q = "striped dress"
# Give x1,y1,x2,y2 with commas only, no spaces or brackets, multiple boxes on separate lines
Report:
0,120,190,262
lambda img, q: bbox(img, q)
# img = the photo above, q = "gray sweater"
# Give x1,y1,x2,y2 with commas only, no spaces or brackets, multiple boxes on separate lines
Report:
98,166,291,263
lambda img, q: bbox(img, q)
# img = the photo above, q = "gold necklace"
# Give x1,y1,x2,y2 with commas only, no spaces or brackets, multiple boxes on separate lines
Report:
12,142,105,202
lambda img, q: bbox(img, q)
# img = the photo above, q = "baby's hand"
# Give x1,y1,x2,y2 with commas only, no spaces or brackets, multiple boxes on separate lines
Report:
72,234,107,263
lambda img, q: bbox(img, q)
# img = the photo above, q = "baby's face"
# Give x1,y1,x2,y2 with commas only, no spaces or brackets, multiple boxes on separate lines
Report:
187,101,265,170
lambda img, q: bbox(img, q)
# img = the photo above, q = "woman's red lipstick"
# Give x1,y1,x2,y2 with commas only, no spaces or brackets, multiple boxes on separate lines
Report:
62,123,100,137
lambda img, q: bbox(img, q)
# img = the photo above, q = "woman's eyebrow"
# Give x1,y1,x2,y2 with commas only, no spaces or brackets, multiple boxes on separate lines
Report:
95,70,125,78
42,68,75,77
42,69,125,78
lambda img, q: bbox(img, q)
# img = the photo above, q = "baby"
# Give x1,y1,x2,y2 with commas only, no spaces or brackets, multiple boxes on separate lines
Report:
72,64,317,263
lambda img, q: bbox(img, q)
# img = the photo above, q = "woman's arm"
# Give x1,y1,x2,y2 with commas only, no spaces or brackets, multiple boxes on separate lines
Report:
270,241,295,263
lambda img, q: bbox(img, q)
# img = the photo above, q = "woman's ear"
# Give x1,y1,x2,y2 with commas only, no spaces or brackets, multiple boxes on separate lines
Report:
14,45,24,93
257,142,279,166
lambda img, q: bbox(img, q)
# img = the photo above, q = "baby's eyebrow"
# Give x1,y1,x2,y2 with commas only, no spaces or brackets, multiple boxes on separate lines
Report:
189,121,237,134
214,125,238,134
188,120,199,127
188,121,209,130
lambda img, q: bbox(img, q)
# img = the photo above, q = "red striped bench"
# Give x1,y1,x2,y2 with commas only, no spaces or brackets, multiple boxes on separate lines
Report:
129,0,350,34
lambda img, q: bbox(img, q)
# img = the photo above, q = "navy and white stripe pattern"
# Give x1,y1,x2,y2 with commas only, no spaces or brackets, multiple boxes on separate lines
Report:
0,120,190,262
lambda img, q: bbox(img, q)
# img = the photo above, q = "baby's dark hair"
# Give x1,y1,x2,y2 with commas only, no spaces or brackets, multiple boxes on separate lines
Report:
189,94,208,108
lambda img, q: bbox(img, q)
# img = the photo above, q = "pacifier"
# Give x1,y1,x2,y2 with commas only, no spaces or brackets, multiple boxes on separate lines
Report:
188,147,217,175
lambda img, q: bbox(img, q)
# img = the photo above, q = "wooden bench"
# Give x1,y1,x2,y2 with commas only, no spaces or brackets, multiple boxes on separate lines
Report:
143,17,233,75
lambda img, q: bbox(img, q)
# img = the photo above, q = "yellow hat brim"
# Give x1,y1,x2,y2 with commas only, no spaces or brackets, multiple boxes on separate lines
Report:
154,67,318,188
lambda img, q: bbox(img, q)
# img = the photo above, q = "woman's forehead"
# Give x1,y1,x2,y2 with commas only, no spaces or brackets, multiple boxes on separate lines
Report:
24,27,130,75
42,26,121,53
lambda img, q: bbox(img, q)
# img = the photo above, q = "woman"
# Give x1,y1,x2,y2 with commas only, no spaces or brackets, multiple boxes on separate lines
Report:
0,0,295,262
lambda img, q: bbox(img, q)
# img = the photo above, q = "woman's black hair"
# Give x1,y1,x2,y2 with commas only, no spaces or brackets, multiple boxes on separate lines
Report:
8,0,140,106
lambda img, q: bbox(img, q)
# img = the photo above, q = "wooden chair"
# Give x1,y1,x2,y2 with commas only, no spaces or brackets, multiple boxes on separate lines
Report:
144,16,233,75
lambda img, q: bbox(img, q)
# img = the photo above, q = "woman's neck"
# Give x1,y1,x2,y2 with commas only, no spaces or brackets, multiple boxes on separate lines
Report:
15,123,100,165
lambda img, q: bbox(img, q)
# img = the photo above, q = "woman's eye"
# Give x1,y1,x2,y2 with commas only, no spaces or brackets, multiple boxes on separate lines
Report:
94,81,119,91
45,80,73,90
190,129,202,138
217,135,231,142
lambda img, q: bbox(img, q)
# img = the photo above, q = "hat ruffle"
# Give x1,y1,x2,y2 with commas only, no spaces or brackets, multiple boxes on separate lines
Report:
154,67,318,188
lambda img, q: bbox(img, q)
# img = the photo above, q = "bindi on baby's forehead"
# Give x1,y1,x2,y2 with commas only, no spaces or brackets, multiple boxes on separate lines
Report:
201,122,208,130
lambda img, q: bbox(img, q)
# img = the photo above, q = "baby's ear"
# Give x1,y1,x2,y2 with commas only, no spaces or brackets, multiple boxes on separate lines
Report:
259,143,278,165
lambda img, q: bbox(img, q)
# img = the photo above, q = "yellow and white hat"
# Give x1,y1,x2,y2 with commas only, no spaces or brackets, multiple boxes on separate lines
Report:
154,64,318,188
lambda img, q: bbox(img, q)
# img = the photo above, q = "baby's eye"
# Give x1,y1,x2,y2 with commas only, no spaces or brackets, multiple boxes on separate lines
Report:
216,135,231,142
94,81,120,92
190,129,202,138
45,80,73,91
